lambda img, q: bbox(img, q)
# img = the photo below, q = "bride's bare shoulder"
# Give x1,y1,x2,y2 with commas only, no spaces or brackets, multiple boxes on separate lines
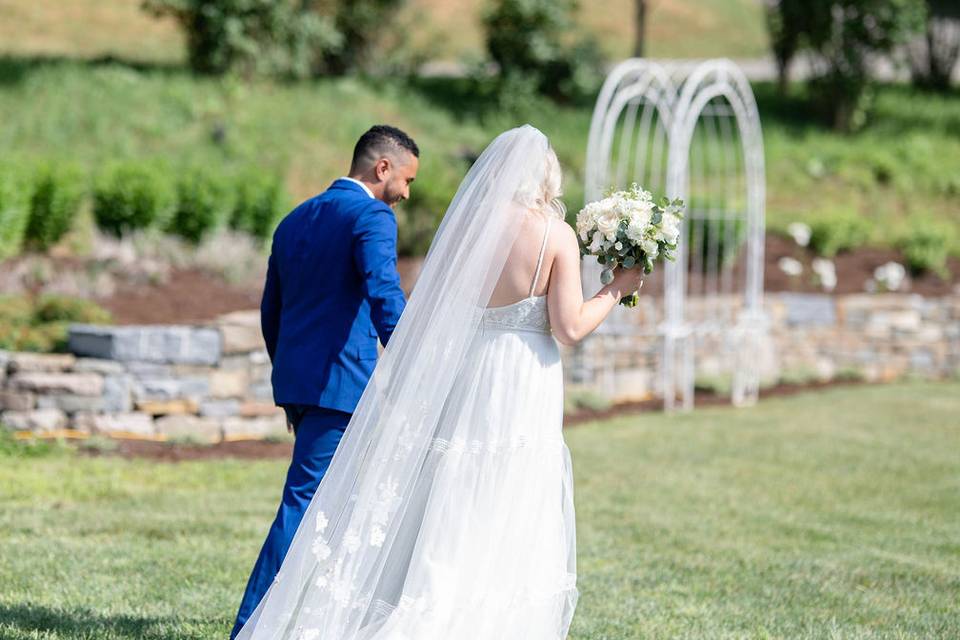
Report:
552,219,579,252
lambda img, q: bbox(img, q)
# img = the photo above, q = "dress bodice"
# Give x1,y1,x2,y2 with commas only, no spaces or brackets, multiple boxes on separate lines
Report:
482,295,551,334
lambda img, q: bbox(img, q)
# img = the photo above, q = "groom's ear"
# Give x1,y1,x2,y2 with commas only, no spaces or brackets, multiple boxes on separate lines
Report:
373,157,392,182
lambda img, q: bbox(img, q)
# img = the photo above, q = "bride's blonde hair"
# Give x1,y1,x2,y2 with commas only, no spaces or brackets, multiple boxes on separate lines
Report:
514,146,566,219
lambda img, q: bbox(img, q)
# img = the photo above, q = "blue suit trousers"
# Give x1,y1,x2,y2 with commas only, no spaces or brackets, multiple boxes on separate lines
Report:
230,407,350,638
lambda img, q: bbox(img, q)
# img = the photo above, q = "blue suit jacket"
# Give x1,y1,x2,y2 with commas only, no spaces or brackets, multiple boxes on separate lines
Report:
260,179,406,414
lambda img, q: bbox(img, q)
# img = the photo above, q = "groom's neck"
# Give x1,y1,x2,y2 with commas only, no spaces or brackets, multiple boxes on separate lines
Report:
347,171,383,200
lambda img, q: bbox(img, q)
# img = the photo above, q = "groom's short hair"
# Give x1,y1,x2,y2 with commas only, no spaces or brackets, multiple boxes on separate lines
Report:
351,125,420,172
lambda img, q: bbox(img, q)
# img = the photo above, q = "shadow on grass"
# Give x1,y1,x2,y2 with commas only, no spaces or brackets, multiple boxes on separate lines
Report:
0,602,225,639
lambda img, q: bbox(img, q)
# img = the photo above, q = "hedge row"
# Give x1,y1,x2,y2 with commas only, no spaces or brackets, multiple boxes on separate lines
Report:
0,160,289,259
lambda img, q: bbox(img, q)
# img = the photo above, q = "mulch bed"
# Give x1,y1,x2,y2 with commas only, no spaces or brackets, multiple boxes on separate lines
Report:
98,268,262,325
82,437,296,462
95,236,957,326
762,235,960,296
563,378,868,426
78,379,869,462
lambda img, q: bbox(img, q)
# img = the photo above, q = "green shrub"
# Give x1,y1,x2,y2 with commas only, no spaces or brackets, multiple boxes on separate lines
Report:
0,162,31,259
0,295,34,326
483,0,603,103
898,219,956,276
0,295,111,353
144,0,342,78
93,161,175,236
809,210,871,257
834,366,866,382
168,167,232,243
33,295,113,325
230,171,288,241
323,0,405,75
778,367,820,386
26,161,86,250
695,375,733,396
563,388,612,414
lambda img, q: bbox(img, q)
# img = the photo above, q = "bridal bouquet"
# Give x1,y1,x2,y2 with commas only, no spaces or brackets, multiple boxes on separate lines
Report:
576,183,685,307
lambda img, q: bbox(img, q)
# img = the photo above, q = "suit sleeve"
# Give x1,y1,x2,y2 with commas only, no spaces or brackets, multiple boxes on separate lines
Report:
260,242,282,362
353,204,406,345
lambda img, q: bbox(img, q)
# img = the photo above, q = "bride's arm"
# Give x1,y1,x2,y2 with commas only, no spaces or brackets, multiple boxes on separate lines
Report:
547,223,643,346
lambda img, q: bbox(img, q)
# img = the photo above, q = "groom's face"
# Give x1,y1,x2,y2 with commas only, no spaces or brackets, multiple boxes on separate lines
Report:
377,152,419,208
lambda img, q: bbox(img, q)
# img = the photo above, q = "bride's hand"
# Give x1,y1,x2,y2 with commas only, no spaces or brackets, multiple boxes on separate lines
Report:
608,266,644,298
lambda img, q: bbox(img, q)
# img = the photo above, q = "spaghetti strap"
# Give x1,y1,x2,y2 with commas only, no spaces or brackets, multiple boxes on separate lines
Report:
529,217,552,297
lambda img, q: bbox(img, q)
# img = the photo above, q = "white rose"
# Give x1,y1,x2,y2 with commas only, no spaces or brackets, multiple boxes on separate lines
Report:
588,232,604,253
576,205,599,241
658,213,681,244
626,200,653,227
641,239,659,258
595,208,620,241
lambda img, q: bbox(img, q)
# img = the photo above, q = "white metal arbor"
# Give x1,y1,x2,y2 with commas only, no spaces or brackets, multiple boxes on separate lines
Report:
583,58,767,410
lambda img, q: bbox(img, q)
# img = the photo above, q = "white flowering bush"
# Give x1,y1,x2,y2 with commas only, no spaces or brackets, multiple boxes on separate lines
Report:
576,184,684,307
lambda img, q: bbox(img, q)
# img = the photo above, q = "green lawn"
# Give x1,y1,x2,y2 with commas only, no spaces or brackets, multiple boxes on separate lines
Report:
2,381,958,639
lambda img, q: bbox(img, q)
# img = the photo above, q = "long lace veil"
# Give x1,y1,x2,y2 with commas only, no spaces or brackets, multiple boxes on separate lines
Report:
237,125,553,639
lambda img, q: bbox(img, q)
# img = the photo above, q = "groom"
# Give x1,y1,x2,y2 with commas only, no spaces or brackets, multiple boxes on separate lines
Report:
230,125,418,638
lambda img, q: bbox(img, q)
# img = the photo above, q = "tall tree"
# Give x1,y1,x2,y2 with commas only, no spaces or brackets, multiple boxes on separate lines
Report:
764,0,926,131
634,0,648,58
909,0,960,91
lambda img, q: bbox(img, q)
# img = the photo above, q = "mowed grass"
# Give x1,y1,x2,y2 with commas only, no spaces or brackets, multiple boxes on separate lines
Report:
1,381,958,639
0,0,768,65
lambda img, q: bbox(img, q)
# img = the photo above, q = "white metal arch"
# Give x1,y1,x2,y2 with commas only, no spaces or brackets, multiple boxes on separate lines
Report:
581,58,767,410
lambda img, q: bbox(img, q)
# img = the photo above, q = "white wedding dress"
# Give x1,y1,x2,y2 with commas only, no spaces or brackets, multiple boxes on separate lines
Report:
237,126,576,640
359,218,578,639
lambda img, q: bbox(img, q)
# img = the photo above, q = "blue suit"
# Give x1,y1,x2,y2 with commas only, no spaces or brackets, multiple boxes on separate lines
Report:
231,179,406,637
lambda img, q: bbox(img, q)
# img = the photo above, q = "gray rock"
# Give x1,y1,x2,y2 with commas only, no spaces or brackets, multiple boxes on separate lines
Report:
74,412,155,436
126,362,174,378
909,348,935,372
222,415,287,440
154,415,222,442
133,376,209,402
217,310,265,355
36,394,105,413
73,358,126,375
9,352,76,373
102,374,134,413
778,293,836,327
0,390,36,411
199,399,241,418
248,380,274,402
69,325,222,365
0,350,9,383
11,372,104,396
1,408,68,432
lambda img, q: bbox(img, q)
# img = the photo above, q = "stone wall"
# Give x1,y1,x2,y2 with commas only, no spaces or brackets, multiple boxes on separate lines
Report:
570,293,960,401
2,294,958,438
0,311,286,441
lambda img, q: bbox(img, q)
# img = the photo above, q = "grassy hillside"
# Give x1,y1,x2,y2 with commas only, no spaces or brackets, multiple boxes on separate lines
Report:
0,0,769,65
2,58,958,257
2,382,958,638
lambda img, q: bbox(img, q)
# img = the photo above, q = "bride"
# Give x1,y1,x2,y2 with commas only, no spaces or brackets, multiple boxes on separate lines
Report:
236,125,642,640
